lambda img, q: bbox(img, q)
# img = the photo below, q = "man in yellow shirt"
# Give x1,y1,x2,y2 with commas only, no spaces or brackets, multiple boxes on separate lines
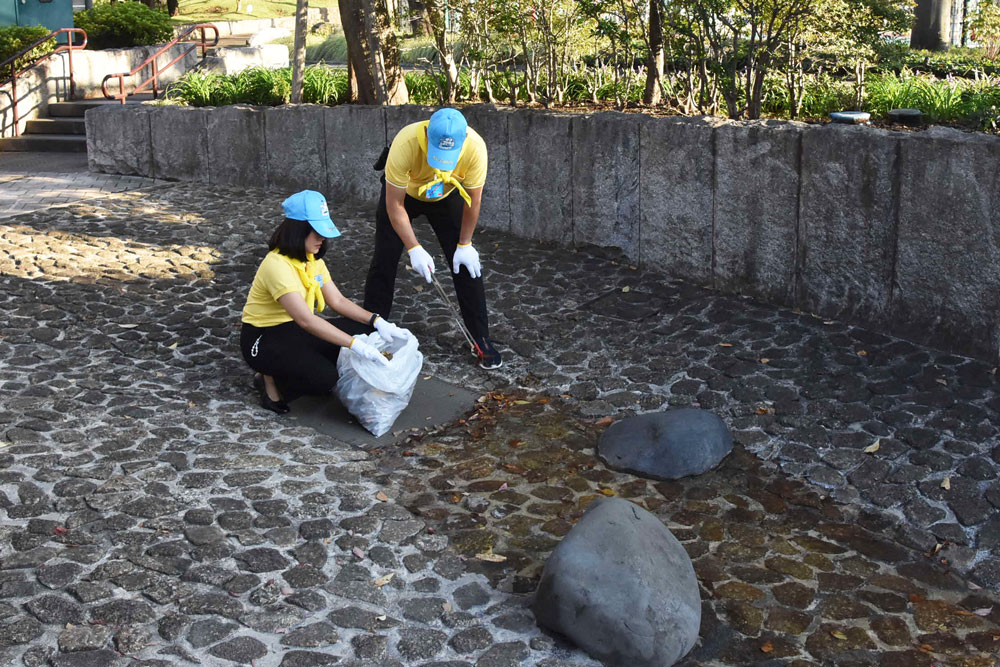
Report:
363,107,501,369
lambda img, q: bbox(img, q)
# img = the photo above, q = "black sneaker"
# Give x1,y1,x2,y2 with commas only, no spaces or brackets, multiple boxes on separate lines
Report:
474,337,502,370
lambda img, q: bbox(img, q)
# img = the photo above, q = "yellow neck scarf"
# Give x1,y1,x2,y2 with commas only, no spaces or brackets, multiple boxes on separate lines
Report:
275,249,325,314
417,121,471,206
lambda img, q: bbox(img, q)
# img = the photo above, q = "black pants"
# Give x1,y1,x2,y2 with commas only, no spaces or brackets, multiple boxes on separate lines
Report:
240,318,370,398
363,183,490,340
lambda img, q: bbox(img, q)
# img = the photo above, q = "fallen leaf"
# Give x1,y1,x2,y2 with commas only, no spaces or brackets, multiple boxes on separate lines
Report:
594,416,614,427
374,573,395,587
760,641,774,653
375,491,389,502
117,323,138,329
622,286,631,292
830,630,848,640
422,375,431,380
941,477,951,490
936,378,948,385
508,439,525,448
167,342,178,350
918,644,934,653
863,439,881,454
857,349,868,356
512,400,530,405
352,547,366,560
975,607,994,616
598,488,616,496
475,548,507,563
442,602,453,613
52,526,69,535
718,342,733,347
756,406,774,415
759,358,770,364
954,609,977,616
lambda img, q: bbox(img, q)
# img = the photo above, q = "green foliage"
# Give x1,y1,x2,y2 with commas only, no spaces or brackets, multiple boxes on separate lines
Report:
0,25,54,81
231,66,290,105
302,66,347,104
969,1,1000,59
75,1,175,50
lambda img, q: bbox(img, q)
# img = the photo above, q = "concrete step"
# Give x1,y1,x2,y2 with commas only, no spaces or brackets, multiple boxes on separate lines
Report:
24,118,87,135
0,134,87,152
48,94,156,118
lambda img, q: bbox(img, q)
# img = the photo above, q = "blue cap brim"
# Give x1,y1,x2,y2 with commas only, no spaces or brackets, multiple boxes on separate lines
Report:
426,144,460,171
308,218,341,239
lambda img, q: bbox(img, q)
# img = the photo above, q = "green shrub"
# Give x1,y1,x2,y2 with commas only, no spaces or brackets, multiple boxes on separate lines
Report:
302,66,347,104
232,66,290,105
75,1,174,50
0,25,54,81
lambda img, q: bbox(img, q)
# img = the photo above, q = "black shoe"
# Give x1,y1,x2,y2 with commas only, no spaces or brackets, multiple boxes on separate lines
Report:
474,337,502,370
254,373,289,414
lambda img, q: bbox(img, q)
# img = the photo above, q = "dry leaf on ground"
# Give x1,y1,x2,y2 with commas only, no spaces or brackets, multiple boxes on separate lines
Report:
864,439,881,454
941,477,951,490
375,491,389,502
475,548,507,563
374,573,395,587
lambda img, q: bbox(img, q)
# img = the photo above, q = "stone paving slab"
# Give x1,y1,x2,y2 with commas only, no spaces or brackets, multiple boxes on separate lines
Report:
289,376,481,449
0,168,165,219
0,182,997,666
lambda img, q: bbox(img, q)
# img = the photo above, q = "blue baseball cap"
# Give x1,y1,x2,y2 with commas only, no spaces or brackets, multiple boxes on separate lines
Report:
282,190,341,238
426,108,467,172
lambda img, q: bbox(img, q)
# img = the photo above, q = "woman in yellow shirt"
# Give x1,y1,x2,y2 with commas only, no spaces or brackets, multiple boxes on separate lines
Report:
241,190,411,413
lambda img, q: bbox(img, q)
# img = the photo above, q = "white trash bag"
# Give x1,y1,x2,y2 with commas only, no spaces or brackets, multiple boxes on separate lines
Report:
336,331,423,437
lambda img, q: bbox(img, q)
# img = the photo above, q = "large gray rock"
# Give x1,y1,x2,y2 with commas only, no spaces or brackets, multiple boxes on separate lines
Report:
894,127,1000,360
207,105,268,187
799,124,899,323
532,497,700,667
461,104,513,233
572,112,641,261
714,120,804,306
265,104,328,193
150,105,210,182
598,409,732,480
86,105,153,177
508,109,572,242
324,104,385,205
639,116,717,285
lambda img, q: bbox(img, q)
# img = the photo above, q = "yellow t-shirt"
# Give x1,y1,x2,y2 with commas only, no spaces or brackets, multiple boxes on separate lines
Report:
242,250,332,327
385,121,488,202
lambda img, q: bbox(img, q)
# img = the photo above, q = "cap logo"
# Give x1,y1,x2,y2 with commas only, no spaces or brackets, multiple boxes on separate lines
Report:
319,201,329,218
438,136,455,150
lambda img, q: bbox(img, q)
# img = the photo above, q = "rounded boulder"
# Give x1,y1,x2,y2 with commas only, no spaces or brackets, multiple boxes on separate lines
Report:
597,408,733,480
531,497,701,667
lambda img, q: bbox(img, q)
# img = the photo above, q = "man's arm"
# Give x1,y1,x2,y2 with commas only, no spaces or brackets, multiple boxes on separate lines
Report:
385,184,418,249
458,186,483,245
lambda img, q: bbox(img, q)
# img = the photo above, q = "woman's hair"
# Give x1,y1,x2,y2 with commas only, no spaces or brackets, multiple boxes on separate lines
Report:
268,218,328,261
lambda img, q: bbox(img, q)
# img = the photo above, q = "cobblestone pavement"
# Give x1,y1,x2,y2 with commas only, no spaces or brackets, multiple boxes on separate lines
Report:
0,172,164,219
0,182,997,666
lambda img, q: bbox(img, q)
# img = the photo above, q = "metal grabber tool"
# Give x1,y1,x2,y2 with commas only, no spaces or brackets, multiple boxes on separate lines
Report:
430,272,483,360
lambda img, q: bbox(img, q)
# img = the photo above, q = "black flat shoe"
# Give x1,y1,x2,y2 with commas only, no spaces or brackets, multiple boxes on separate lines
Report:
254,373,290,414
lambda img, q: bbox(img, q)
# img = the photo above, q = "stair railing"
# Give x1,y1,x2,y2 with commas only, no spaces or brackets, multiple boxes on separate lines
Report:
0,28,88,137
102,24,219,104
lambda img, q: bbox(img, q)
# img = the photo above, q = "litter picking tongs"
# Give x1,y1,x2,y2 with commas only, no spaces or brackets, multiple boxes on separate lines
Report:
430,271,483,359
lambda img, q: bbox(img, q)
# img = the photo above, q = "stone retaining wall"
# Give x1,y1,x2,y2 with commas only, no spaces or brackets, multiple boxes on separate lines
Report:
84,103,1000,362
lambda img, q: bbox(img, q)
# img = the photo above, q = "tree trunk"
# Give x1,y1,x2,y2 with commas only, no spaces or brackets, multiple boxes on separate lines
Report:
911,0,954,50
339,0,409,104
290,0,308,103
426,0,459,103
407,0,434,36
643,0,664,105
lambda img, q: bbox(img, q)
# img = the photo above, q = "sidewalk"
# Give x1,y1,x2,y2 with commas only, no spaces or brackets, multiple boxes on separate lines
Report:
0,178,997,665
0,152,163,218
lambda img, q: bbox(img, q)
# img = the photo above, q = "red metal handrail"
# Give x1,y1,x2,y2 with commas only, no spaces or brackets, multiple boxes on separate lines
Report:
102,24,219,104
0,28,87,137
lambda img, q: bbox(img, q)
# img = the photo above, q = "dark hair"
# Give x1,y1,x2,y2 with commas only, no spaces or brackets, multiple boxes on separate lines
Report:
268,218,328,261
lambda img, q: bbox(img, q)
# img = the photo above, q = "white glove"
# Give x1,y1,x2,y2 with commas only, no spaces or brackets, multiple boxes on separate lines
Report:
349,337,390,366
374,317,412,343
452,243,481,278
407,244,435,283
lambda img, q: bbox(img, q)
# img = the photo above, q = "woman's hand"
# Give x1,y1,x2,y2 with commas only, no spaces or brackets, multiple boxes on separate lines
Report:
350,337,391,366
374,317,412,343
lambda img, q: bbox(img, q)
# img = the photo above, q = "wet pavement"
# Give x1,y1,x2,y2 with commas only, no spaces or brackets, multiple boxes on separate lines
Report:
0,181,997,665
